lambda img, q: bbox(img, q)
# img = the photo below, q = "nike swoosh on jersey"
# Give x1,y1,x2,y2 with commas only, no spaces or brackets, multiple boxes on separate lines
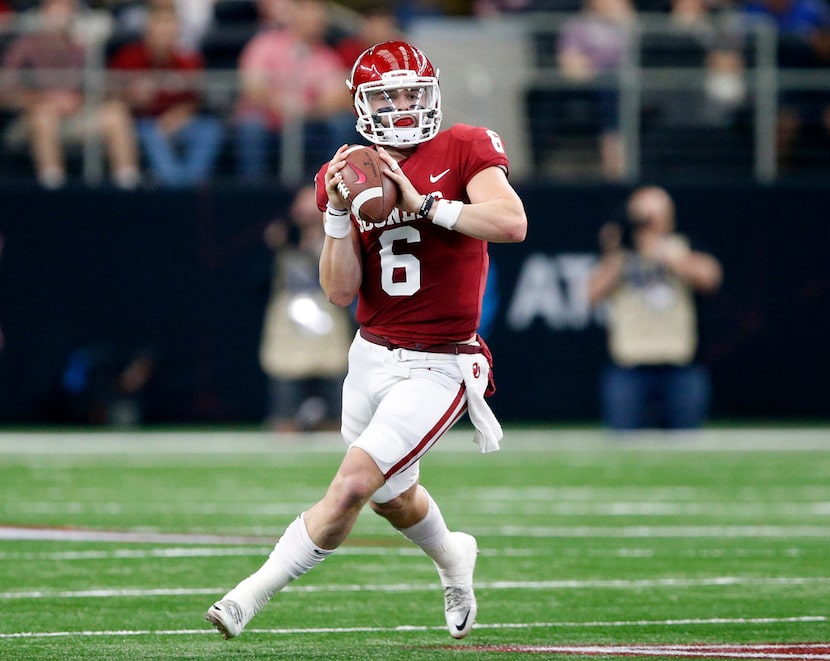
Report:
347,163,367,185
429,168,451,183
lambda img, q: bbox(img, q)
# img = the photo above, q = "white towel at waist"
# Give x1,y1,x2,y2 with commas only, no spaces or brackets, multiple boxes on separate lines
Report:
457,352,503,453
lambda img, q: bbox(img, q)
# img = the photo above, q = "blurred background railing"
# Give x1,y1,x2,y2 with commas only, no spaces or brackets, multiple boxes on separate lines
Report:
2,4,829,187
410,12,830,183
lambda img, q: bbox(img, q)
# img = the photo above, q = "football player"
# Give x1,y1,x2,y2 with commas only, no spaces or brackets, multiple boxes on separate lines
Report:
206,40,527,641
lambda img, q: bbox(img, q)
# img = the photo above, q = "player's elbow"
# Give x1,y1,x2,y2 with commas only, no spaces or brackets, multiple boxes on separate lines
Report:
327,290,356,308
501,208,528,243
322,278,358,308
320,258,361,307
329,296,354,308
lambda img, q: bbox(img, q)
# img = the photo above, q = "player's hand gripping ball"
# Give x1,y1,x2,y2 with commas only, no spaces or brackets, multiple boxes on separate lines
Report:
337,146,398,224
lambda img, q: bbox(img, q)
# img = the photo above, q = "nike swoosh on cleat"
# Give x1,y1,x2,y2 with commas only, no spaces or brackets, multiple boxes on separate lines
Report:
455,609,471,631
429,168,451,183
346,163,367,185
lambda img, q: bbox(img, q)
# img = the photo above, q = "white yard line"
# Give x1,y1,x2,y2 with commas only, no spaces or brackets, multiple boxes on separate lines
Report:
492,524,830,538
3,523,830,543
0,546,540,561
0,616,825,640
0,545,808,562
6,500,830,516
1,576,828,600
0,428,828,456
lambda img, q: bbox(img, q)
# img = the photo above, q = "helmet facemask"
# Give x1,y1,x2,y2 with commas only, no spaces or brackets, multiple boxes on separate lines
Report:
353,72,442,147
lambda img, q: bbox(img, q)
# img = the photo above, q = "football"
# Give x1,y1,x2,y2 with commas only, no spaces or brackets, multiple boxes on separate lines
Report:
338,146,398,224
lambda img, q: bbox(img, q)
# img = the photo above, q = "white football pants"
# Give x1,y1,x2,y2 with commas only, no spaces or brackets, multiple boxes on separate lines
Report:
341,332,468,504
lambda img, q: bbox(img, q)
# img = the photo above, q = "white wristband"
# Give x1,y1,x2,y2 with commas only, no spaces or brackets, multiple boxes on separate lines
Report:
324,207,352,238
432,199,463,230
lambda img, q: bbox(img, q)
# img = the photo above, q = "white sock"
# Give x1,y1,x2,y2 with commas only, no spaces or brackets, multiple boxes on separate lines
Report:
397,489,458,581
223,513,333,619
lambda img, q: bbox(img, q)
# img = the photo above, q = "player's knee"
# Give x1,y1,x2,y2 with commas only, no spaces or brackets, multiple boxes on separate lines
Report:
369,496,402,518
329,471,380,513
369,483,418,518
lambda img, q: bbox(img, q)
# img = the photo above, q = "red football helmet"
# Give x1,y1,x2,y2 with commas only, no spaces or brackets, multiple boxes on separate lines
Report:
347,40,442,147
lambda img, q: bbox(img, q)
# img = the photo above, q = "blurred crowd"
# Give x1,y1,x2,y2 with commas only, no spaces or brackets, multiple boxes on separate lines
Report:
0,0,828,187
0,0,406,188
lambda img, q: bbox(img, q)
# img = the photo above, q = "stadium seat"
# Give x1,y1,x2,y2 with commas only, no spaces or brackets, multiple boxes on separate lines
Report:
640,113,755,178
639,32,708,68
202,0,260,69
525,87,607,177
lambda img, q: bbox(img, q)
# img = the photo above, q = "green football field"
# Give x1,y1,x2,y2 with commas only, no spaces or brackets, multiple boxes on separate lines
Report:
0,427,828,660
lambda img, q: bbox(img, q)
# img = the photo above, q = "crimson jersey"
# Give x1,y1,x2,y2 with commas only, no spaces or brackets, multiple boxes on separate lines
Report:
315,124,509,348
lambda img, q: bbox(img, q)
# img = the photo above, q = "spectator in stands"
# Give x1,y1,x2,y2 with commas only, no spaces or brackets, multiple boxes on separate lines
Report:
673,0,746,110
557,0,635,181
256,0,293,28
104,0,217,52
0,0,140,188
100,1,149,53
588,185,723,431
334,1,403,71
743,0,830,170
647,0,747,126
259,184,353,432
109,5,224,187
188,0,264,71
234,0,353,183
173,0,218,51
744,0,830,65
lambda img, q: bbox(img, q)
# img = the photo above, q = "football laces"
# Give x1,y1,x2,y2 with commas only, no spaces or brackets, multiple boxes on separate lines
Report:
337,180,351,201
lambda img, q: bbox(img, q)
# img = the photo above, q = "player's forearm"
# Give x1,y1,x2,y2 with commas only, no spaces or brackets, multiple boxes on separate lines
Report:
446,196,527,243
320,235,362,307
453,166,527,243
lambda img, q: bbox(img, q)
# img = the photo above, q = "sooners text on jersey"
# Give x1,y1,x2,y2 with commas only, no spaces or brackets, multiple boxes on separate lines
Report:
315,124,510,347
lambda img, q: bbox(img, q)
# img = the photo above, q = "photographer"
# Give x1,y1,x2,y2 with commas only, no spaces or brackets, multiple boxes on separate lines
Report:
588,185,723,431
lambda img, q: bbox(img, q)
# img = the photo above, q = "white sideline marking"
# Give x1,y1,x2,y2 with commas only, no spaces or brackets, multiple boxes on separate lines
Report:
0,616,825,640
1,576,828,600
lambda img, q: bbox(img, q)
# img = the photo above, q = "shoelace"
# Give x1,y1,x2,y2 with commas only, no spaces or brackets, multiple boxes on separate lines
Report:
444,586,469,612
215,601,244,625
